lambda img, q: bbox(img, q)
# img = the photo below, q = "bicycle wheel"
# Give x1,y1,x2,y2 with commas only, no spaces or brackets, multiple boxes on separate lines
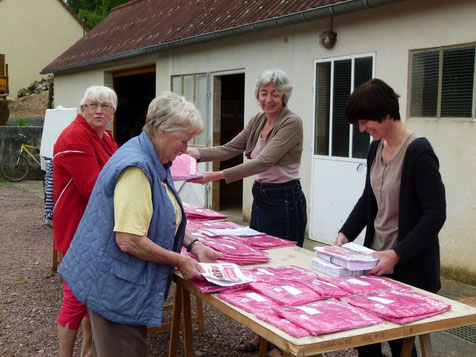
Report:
1,153,29,182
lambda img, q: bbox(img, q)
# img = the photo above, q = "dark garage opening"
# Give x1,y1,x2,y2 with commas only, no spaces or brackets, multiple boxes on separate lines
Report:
217,73,244,212
114,69,155,146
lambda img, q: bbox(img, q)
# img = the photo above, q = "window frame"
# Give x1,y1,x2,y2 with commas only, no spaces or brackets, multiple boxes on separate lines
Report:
408,42,476,120
312,52,375,161
170,72,209,147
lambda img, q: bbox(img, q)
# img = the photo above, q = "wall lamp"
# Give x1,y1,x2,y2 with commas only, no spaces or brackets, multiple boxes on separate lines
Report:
319,17,337,49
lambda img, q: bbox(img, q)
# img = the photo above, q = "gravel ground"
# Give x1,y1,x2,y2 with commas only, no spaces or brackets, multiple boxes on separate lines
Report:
0,181,358,357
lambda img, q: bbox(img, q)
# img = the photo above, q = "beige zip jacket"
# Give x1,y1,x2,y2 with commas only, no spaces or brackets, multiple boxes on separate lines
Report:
198,107,303,183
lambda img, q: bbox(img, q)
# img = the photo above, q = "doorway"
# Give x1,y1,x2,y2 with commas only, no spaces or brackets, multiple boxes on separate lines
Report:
212,73,245,214
113,66,156,146
310,54,374,244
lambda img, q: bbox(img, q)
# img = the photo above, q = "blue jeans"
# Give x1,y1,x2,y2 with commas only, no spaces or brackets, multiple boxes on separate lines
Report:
250,180,307,247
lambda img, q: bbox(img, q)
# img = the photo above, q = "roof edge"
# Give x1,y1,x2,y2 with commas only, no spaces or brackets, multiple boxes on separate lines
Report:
42,0,405,75
57,0,89,31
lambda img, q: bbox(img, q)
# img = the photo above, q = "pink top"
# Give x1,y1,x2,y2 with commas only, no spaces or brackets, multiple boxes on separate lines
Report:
250,135,299,183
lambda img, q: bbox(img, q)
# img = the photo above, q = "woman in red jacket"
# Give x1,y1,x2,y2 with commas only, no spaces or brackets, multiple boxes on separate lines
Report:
53,86,119,357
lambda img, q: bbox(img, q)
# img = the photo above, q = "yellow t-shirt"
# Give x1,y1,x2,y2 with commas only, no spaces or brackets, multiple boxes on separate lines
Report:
113,166,182,236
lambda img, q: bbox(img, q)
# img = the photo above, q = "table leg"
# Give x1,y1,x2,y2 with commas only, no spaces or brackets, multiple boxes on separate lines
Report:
168,284,183,357
419,334,433,357
400,335,416,357
182,288,194,357
258,338,268,357
196,297,205,331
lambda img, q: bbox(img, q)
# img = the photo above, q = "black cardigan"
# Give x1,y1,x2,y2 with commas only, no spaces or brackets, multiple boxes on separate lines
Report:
340,138,446,293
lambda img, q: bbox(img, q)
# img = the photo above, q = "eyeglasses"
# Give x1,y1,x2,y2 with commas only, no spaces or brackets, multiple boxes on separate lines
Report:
83,103,114,112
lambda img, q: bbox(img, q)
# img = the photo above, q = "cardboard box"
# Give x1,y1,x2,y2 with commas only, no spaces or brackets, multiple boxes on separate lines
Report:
0,77,7,92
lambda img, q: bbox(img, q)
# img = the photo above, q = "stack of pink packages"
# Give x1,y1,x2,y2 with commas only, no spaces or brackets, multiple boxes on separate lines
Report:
187,219,296,250
343,289,451,324
183,203,228,221
204,223,296,250
317,275,411,295
170,154,203,181
273,299,383,336
199,235,270,265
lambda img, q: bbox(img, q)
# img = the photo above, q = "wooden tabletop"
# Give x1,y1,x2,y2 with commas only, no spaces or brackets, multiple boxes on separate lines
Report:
174,246,476,357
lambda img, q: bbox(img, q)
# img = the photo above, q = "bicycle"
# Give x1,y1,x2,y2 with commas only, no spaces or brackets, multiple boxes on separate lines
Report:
1,133,41,182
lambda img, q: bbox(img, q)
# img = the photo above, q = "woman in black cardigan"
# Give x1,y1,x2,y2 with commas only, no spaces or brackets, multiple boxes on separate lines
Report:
336,79,446,357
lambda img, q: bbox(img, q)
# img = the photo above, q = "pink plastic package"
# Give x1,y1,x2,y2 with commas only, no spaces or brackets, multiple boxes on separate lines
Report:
195,220,242,230
244,265,316,283
238,234,297,249
343,289,451,324
191,279,249,294
255,309,310,337
273,299,383,336
249,280,324,306
302,278,351,299
218,289,282,314
170,154,203,181
183,203,228,220
200,236,271,265
317,275,411,295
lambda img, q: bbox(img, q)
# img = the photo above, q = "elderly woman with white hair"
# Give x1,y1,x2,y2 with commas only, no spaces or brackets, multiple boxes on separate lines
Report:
54,85,119,357
188,69,306,355
57,92,220,357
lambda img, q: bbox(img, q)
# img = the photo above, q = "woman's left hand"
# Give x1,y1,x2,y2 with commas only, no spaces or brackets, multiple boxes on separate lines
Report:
368,249,400,276
191,242,224,262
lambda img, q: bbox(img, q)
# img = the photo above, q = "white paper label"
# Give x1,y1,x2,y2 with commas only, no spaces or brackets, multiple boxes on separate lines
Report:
368,296,394,304
297,306,320,315
257,268,274,275
347,278,370,286
245,292,267,302
282,285,303,296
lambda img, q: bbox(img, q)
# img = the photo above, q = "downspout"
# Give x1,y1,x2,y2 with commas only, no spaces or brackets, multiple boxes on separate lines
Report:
41,0,405,74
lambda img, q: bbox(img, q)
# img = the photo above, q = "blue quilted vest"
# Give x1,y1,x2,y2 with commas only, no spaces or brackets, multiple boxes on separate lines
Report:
58,131,186,327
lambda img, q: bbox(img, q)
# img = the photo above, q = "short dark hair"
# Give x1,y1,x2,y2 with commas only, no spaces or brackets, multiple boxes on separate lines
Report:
345,78,401,124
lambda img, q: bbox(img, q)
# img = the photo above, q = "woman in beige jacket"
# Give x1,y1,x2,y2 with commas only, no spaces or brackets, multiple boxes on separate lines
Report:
188,69,307,356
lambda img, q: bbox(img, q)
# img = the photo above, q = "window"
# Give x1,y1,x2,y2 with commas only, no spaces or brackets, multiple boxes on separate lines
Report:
314,54,374,159
410,44,476,119
171,73,209,146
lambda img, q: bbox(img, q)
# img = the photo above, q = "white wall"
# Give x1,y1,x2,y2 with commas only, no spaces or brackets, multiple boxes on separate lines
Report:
0,0,84,97
54,70,107,109
52,0,476,278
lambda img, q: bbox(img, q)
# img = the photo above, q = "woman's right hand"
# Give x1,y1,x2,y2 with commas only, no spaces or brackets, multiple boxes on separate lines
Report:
187,148,200,160
188,171,225,184
335,232,349,246
178,255,204,281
